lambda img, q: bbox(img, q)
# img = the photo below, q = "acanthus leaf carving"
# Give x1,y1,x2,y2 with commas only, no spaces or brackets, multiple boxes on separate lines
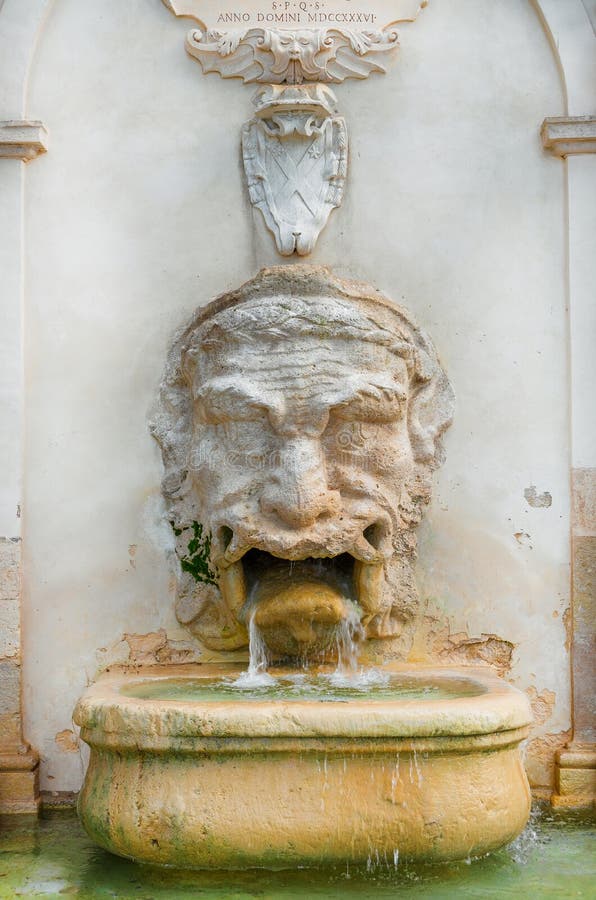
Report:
186,26,400,84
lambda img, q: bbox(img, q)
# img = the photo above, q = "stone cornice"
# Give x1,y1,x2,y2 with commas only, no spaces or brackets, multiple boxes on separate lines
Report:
541,116,596,157
0,120,48,161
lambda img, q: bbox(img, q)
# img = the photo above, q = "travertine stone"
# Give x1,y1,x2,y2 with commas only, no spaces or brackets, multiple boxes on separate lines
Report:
0,753,40,814
0,121,48,161
184,26,401,84
552,466,596,807
552,746,596,809
572,467,596,533
242,85,347,255
0,537,40,813
570,534,596,743
0,659,20,718
541,117,596,157
151,267,453,655
162,0,427,84
75,664,532,867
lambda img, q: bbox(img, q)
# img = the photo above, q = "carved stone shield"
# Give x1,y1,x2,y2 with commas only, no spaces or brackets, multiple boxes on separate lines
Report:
242,85,347,255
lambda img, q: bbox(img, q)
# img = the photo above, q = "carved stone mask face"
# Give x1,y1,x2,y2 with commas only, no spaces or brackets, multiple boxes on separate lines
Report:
152,267,453,657
268,30,323,79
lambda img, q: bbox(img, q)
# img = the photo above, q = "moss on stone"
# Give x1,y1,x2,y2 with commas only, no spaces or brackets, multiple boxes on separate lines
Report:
170,521,217,586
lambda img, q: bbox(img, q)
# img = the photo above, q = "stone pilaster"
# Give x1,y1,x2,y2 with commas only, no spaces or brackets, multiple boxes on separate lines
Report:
541,115,596,807
0,115,47,814
552,469,596,807
0,537,39,813
543,116,596,809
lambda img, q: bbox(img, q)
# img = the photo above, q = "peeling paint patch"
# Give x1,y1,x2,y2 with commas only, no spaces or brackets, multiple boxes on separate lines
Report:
438,633,514,676
525,729,571,789
422,618,514,676
95,629,204,672
524,486,552,508
55,729,79,753
124,629,167,663
123,629,202,666
95,640,130,670
526,686,556,725
514,531,532,547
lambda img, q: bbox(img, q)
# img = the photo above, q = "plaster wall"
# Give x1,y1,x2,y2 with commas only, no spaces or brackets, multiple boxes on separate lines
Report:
20,0,570,791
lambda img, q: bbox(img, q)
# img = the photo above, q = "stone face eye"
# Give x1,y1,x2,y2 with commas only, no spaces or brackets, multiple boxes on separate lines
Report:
198,398,268,424
195,382,271,425
330,388,406,424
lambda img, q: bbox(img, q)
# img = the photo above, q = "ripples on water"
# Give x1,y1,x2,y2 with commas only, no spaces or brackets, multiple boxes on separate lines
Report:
124,600,483,702
125,672,476,703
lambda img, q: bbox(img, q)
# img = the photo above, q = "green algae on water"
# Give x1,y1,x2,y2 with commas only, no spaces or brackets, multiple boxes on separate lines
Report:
0,806,594,899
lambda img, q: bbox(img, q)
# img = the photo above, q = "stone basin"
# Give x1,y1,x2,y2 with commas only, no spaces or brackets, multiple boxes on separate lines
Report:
74,664,532,869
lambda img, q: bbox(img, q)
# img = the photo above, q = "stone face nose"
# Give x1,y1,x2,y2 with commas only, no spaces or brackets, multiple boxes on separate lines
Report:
260,437,341,528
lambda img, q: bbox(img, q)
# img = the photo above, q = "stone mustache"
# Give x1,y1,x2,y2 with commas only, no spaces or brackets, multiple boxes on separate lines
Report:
152,266,453,656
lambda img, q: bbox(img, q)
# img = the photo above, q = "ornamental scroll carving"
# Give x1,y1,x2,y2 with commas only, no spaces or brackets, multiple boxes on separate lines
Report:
161,2,428,254
185,26,400,84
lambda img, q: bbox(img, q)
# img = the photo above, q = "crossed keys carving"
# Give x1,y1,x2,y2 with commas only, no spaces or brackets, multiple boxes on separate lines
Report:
267,129,328,212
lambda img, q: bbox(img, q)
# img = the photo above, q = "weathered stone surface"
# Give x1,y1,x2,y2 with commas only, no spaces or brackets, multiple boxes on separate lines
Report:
0,596,19,659
0,121,48,161
572,467,596,532
0,740,41,814
551,468,596,805
525,729,572,789
152,266,453,655
552,745,596,809
0,659,20,716
0,537,20,599
571,535,596,744
75,664,532,867
541,116,596,157
0,538,21,668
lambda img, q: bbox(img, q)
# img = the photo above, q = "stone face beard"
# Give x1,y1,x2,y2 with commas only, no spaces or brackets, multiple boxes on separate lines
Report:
152,267,454,654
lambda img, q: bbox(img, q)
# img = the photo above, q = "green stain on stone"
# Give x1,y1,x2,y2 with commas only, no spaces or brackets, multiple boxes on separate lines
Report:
171,520,217,586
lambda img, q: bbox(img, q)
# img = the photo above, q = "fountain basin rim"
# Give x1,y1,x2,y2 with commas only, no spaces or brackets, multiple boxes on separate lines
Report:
74,664,532,746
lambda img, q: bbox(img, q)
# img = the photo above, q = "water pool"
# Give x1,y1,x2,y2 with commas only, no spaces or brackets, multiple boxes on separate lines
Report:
0,807,593,898
120,670,486,704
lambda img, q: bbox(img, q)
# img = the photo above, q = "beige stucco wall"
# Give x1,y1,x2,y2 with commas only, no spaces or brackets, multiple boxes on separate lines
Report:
18,0,571,792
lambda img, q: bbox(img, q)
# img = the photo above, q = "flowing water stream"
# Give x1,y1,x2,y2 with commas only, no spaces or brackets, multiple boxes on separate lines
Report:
123,602,485,704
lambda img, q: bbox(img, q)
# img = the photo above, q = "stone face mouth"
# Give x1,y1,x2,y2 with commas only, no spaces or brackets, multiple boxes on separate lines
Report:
215,535,386,656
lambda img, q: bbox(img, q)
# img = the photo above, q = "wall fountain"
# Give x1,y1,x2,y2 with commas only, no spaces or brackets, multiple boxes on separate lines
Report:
74,267,532,867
